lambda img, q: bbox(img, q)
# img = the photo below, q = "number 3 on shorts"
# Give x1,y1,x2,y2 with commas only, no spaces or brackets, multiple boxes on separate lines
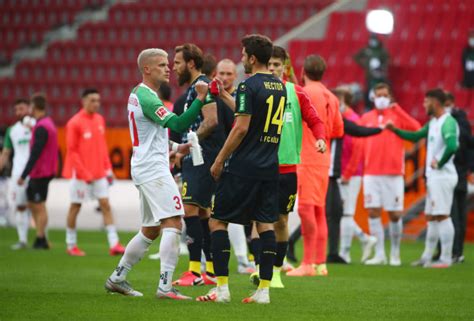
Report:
173,196,182,210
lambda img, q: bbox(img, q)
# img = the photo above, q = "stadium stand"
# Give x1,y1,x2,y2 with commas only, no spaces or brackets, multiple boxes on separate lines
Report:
0,0,334,126
289,0,474,124
0,0,105,63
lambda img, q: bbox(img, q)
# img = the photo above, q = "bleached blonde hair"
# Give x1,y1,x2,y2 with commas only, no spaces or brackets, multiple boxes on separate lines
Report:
137,48,168,73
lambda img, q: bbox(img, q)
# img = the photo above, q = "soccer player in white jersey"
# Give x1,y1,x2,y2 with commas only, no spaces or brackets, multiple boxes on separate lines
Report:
105,48,210,299
387,88,459,268
0,99,33,250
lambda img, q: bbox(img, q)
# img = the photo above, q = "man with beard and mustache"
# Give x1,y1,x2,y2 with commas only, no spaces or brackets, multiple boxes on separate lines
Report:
172,43,219,287
386,89,459,268
0,99,33,250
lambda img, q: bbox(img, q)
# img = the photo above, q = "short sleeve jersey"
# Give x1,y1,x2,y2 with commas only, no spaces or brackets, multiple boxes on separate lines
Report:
225,72,287,179
217,89,237,137
127,83,174,185
181,75,222,159
4,121,31,177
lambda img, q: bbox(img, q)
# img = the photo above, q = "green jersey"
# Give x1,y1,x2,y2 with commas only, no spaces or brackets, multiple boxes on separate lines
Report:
278,82,303,165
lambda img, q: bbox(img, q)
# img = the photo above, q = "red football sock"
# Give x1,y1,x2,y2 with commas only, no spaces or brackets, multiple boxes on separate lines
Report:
314,206,328,265
298,203,317,265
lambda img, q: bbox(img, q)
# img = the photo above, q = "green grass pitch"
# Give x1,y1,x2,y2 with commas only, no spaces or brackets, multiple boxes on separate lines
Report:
1,228,473,321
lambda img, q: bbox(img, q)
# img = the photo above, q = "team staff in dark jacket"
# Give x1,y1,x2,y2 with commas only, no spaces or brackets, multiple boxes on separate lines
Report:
441,92,473,263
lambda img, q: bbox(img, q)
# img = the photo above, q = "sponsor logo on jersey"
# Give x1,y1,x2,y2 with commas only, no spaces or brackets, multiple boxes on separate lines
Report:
83,132,92,139
238,94,245,113
155,107,170,120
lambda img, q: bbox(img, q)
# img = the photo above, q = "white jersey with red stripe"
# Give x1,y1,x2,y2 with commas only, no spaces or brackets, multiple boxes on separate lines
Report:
127,83,174,185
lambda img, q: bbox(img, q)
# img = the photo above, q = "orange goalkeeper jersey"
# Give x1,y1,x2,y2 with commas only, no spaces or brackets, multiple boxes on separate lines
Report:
62,109,111,181
359,103,421,175
297,80,344,206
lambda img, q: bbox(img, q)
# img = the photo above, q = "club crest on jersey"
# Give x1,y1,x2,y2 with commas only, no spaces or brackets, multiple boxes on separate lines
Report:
155,107,169,120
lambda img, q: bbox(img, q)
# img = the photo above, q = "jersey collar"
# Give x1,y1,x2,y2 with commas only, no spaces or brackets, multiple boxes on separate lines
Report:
139,83,158,97
190,74,205,86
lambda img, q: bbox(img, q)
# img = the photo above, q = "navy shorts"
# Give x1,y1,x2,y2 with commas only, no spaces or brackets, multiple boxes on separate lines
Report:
212,172,279,225
181,156,216,209
278,172,297,215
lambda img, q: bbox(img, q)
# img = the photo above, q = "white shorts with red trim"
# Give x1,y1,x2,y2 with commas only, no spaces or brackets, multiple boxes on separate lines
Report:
363,175,404,212
70,178,109,203
425,175,457,216
9,177,28,207
137,174,185,227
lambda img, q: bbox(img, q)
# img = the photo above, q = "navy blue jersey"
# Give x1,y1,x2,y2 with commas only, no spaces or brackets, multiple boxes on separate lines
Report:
181,75,224,160
217,89,236,137
225,72,287,179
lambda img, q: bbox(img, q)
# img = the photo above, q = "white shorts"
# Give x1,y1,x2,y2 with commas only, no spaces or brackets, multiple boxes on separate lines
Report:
9,178,28,207
137,174,185,227
363,175,404,212
70,178,109,203
339,176,362,216
425,176,457,215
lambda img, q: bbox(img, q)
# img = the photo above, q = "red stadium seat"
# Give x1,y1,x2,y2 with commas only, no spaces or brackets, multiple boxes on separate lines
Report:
5,0,471,126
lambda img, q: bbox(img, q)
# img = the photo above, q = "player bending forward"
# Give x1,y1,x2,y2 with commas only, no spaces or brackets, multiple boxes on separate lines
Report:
105,48,209,299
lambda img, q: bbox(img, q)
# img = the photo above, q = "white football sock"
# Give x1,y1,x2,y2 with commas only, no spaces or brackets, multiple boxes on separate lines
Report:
228,223,249,265
110,231,152,282
438,218,454,264
105,225,119,248
66,227,77,250
159,228,181,292
369,217,385,258
16,209,30,244
218,283,229,292
339,216,354,256
421,221,439,261
236,255,249,266
389,220,402,258
353,223,368,242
